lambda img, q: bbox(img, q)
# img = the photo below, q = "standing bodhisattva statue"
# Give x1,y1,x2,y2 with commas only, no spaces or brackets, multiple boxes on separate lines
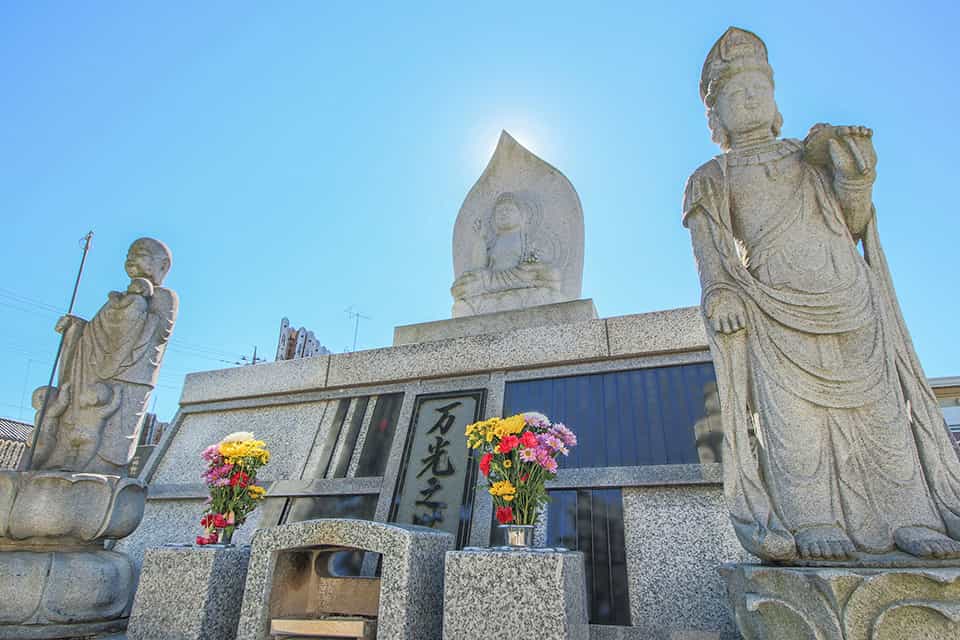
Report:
684,27,960,562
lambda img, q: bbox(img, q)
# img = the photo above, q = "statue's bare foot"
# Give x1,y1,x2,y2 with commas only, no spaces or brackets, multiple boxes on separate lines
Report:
894,526,960,559
795,526,856,561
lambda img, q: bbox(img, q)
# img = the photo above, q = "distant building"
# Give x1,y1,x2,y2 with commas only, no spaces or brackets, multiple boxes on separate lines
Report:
276,317,331,361
931,376,960,445
128,413,168,477
0,417,33,469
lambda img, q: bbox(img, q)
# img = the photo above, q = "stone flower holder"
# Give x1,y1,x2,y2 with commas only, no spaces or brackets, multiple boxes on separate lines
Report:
0,470,147,639
127,545,252,640
443,548,589,640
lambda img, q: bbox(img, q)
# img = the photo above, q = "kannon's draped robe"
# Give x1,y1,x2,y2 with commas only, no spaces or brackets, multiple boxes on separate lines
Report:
683,139,960,558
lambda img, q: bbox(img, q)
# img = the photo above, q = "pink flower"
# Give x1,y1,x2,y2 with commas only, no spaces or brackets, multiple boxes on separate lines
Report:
201,445,220,462
519,447,537,463
541,434,563,452
550,423,577,447
540,456,558,474
523,412,551,430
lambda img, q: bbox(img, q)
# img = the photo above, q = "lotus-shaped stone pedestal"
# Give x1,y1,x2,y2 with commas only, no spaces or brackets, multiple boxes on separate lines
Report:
0,470,146,639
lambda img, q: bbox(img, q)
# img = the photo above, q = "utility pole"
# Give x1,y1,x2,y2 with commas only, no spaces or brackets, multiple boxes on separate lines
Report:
344,306,371,352
20,231,94,470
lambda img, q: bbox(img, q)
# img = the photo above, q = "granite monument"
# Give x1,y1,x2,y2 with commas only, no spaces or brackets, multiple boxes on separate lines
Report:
451,131,584,317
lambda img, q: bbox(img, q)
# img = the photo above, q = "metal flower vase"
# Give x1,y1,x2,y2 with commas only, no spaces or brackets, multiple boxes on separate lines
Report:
499,524,535,548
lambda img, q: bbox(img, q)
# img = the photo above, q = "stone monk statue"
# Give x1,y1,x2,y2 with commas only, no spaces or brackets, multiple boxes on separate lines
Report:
29,237,178,476
683,27,960,562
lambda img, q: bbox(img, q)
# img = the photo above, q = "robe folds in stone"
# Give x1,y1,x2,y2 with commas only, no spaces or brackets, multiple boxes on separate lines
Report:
683,140,960,560
51,287,177,471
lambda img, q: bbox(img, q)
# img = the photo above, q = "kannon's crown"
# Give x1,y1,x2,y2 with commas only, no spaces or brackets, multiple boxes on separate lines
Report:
700,27,773,105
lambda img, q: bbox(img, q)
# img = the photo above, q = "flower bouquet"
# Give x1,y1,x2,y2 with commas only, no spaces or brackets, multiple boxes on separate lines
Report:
196,431,270,545
465,412,577,547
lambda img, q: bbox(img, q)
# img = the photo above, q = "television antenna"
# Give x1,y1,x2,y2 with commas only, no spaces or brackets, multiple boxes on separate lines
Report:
344,306,371,352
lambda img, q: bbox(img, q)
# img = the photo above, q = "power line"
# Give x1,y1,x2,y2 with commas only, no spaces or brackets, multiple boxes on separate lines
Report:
0,285,246,362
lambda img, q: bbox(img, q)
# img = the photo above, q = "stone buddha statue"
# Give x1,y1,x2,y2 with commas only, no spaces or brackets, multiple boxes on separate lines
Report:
683,27,960,562
451,192,563,317
29,237,178,476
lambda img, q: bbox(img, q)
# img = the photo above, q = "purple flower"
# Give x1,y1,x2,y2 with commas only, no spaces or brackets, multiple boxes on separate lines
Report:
540,456,558,473
550,423,577,448
540,434,563,453
535,447,552,466
201,445,221,462
523,412,551,430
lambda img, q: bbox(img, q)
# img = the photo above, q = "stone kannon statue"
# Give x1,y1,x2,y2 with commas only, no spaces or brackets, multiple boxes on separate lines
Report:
683,27,960,563
0,237,177,638
29,238,178,475
451,131,584,317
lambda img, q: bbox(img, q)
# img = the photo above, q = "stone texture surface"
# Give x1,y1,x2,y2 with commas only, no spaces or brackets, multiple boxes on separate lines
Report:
328,319,608,387
394,298,598,346
26,237,176,476
722,563,960,639
236,518,452,640
0,471,146,543
179,355,329,405
621,486,750,640
0,549,133,635
451,131,584,317
127,545,251,640
605,307,707,357
150,401,330,484
115,499,263,575
685,27,960,563
548,463,722,490
173,310,710,403
443,549,588,640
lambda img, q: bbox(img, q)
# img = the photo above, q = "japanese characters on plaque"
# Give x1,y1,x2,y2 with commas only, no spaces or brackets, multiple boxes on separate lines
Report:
390,391,484,547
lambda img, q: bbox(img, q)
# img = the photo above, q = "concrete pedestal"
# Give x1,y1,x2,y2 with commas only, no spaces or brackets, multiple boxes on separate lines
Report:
443,549,589,640
721,563,960,639
127,545,251,640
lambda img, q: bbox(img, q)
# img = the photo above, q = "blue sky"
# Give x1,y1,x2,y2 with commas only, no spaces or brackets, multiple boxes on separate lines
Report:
2,1,958,422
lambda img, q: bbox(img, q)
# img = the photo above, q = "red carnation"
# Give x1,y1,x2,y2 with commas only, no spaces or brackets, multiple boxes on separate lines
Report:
212,513,228,529
496,506,514,524
498,435,520,454
200,514,213,528
196,535,207,545
479,453,492,477
229,471,250,488
520,473,529,483
520,431,538,448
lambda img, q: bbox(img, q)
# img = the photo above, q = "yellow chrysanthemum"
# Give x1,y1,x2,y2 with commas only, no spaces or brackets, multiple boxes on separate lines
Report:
489,480,516,502
247,485,267,500
219,439,270,465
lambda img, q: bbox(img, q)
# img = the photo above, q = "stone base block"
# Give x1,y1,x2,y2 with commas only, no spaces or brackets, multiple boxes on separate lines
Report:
393,299,598,345
0,549,134,639
127,545,251,640
721,563,960,639
443,549,589,640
